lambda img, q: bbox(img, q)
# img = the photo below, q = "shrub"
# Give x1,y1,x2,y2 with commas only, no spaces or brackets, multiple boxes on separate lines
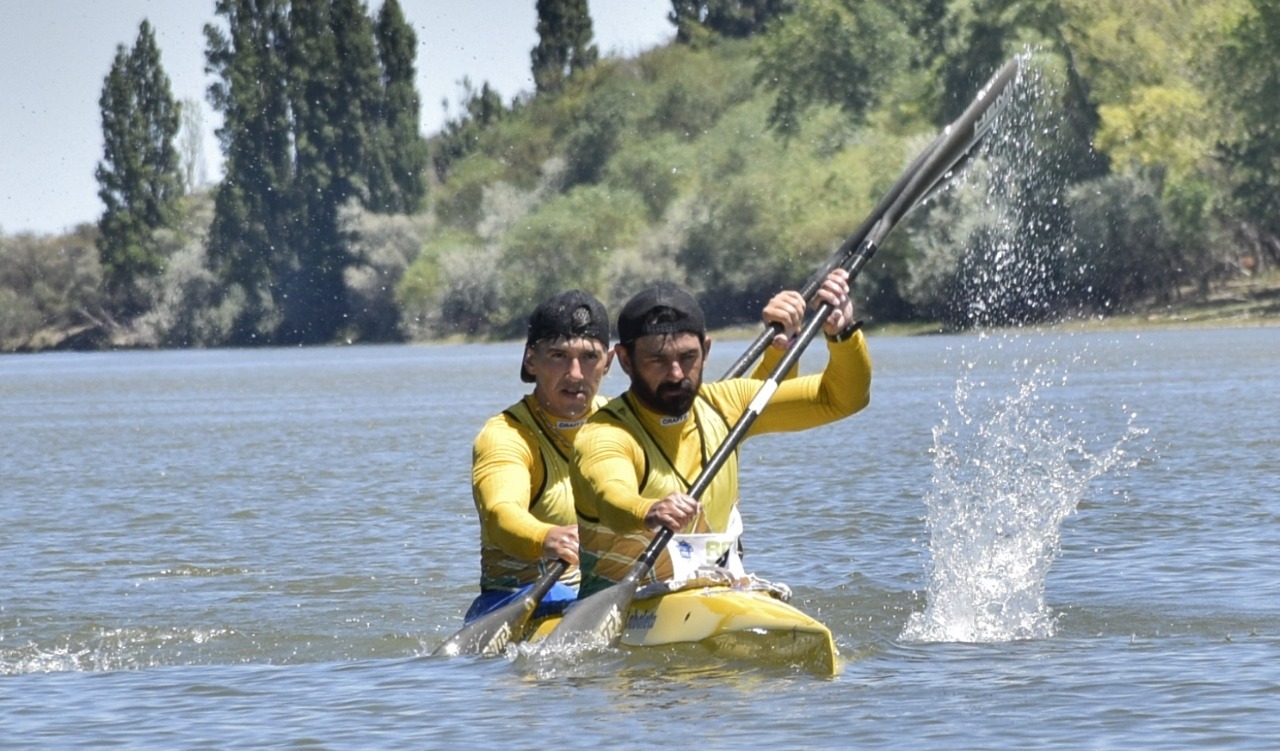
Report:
342,204,434,341
0,226,105,350
498,184,647,325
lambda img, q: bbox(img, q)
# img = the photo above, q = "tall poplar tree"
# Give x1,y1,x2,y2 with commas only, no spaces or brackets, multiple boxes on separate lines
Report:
531,0,598,93
206,0,431,344
205,0,295,344
368,0,428,213
96,20,183,315
282,0,382,343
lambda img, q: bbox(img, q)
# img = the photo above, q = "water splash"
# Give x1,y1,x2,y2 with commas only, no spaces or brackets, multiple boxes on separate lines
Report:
904,49,1087,330
901,335,1143,643
1,624,236,675
901,52,1145,643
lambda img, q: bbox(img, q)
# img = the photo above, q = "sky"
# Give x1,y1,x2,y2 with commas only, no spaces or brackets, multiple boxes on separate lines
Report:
0,0,675,237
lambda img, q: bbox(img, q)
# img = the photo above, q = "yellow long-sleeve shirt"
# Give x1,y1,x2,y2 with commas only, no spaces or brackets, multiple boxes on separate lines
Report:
571,331,872,591
471,394,605,590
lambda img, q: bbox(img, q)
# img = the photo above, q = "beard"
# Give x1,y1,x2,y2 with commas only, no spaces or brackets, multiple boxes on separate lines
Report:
631,376,698,417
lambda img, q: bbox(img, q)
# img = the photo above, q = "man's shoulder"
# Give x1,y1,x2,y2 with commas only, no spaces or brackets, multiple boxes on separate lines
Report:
475,401,536,444
577,395,640,447
586,393,629,423
697,377,755,414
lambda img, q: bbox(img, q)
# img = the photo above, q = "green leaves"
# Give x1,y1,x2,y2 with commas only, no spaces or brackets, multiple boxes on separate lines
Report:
532,0,600,93
1216,0,1280,241
204,0,429,345
368,0,429,214
754,0,913,137
95,20,183,316
500,185,647,319
51,0,1275,350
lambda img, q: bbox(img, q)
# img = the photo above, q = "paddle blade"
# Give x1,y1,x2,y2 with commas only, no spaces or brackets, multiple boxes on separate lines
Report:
433,560,569,657
538,574,638,652
431,593,537,657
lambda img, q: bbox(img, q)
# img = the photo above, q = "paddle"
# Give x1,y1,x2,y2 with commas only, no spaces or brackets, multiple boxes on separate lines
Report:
721,55,1023,380
540,55,1024,651
432,559,568,657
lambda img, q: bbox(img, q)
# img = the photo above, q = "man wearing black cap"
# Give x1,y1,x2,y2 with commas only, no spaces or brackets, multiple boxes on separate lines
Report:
465,289,614,623
570,269,871,598
463,285,817,623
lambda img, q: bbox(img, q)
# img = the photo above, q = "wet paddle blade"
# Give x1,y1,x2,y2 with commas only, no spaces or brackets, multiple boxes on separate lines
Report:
539,573,639,651
433,560,567,657
431,593,537,657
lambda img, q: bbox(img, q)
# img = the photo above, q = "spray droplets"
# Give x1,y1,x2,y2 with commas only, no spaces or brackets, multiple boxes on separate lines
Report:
902,333,1145,644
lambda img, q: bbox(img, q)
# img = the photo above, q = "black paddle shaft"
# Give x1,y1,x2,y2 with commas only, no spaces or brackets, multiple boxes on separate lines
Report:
719,140,940,380
634,241,878,571
635,55,1024,574
721,55,1023,380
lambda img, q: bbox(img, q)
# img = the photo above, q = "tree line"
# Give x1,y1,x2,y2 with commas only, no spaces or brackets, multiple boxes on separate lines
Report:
3,0,1278,351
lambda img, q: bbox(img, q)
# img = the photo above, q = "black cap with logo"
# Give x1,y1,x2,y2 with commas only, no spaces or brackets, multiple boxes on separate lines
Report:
521,290,610,382
616,282,706,346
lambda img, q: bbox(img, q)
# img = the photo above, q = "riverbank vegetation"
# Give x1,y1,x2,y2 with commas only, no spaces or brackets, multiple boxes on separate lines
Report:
4,0,1279,353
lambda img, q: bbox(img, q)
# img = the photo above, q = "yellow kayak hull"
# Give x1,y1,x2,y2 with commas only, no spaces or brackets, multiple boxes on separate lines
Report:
524,587,838,676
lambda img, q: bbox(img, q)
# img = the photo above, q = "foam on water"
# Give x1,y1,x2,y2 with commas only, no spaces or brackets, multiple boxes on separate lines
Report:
0,624,236,675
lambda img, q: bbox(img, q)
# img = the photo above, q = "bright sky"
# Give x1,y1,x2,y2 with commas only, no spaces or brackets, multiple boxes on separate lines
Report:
0,0,675,236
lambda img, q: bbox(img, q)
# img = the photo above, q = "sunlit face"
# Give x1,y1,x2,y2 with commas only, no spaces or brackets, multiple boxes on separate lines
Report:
525,336,612,420
617,332,709,417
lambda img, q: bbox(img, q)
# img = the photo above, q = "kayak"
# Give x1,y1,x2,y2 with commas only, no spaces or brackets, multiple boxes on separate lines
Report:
522,586,839,676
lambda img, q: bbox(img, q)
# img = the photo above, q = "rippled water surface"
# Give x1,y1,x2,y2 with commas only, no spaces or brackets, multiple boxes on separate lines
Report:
3,327,1278,748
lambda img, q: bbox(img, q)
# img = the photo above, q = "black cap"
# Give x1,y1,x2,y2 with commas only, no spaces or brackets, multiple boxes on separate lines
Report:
616,282,706,346
520,290,610,382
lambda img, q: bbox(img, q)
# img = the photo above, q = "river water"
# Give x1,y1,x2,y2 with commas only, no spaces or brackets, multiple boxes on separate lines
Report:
3,326,1278,748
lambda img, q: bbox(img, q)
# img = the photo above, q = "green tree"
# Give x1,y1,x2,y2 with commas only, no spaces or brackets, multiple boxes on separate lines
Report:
934,0,1109,180
1042,1,1245,286
496,185,646,330
1217,0,1280,254
205,0,295,344
368,0,429,213
207,0,427,345
95,20,183,316
0,226,105,350
753,0,913,137
531,0,599,93
1068,173,1188,311
562,91,625,187
282,0,381,343
675,182,789,325
431,79,507,182
669,0,792,45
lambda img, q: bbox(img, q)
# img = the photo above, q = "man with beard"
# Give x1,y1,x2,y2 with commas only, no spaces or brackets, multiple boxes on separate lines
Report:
570,270,871,597
466,287,816,622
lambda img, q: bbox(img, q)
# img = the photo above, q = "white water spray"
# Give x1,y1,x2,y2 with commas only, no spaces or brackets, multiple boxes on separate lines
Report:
901,336,1142,642
901,54,1145,643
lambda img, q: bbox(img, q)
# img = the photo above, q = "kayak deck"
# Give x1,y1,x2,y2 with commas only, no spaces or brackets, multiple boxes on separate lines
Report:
523,587,839,676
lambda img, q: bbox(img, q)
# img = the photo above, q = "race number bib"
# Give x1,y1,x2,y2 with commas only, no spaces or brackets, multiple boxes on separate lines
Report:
665,506,745,584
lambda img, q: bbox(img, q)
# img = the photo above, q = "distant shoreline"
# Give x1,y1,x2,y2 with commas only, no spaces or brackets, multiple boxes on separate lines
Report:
788,268,1280,338
6,271,1278,354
